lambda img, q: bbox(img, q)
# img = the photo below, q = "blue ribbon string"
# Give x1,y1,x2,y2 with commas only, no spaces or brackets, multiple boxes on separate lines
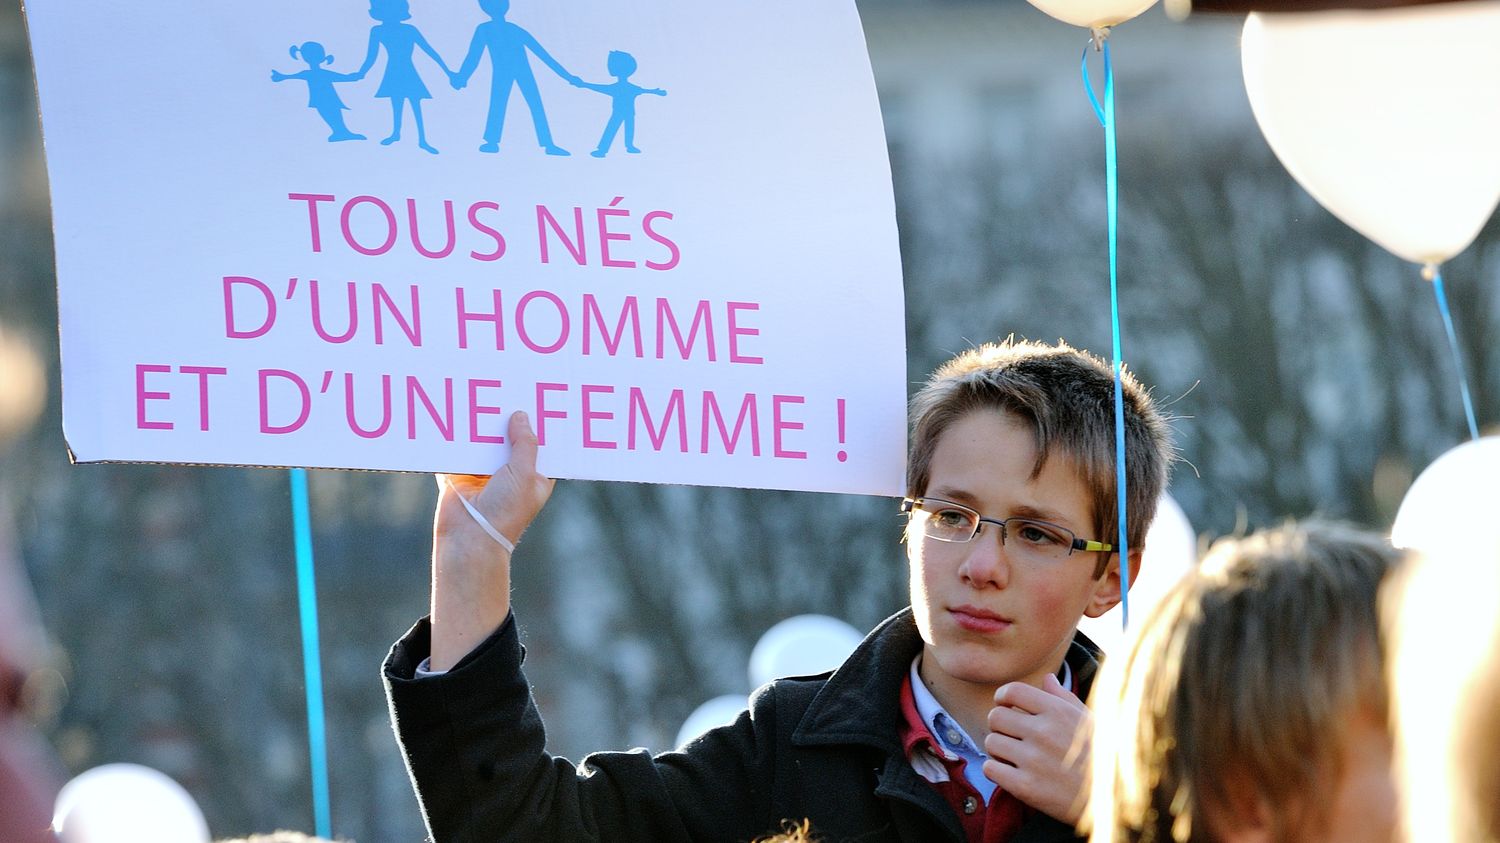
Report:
290,467,332,838
1429,268,1481,441
1082,38,1131,629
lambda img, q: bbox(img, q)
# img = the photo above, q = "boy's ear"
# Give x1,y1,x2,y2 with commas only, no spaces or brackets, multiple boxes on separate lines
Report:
1082,548,1142,619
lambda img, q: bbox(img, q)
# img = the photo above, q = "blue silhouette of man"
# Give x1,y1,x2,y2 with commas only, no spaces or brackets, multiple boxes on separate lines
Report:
450,0,578,155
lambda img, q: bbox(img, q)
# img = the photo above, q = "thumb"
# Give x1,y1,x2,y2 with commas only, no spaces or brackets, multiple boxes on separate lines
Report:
505,410,541,475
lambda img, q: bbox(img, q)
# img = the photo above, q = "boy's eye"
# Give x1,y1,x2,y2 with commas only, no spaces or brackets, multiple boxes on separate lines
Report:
1014,521,1068,547
930,507,975,530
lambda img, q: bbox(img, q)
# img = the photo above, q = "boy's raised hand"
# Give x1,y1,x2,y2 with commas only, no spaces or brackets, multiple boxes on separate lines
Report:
981,675,1092,826
429,411,555,670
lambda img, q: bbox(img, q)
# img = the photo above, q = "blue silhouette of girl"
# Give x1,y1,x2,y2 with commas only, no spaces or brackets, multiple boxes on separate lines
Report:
354,0,453,154
271,42,365,142
572,51,666,158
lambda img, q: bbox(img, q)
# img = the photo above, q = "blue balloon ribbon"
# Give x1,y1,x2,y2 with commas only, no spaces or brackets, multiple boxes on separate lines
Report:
290,467,333,838
1429,268,1481,441
1082,38,1131,630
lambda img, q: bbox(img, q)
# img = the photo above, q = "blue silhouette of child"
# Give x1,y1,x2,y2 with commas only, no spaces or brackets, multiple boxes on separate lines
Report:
571,51,666,158
354,0,454,154
271,42,366,142
451,0,578,156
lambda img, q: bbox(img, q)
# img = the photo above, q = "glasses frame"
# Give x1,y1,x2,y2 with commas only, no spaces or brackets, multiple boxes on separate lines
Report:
900,496,1114,555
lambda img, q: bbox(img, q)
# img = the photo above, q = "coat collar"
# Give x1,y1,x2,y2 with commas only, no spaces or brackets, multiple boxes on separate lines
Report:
790,608,923,753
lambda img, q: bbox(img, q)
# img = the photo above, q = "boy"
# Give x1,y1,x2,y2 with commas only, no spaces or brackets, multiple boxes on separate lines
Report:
384,338,1173,842
1087,522,1402,843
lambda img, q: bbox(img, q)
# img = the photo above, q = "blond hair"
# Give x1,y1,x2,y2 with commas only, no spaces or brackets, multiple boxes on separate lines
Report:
1088,522,1401,842
908,339,1172,574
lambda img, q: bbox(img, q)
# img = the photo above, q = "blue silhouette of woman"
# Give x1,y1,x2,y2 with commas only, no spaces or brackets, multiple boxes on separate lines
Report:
355,0,452,154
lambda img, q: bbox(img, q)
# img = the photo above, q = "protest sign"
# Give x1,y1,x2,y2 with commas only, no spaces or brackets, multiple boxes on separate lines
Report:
27,0,906,496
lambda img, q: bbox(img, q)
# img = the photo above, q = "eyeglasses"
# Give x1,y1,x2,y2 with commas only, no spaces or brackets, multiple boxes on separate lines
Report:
901,497,1113,563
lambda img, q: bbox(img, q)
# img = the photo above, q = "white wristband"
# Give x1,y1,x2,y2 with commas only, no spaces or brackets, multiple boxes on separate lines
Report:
444,476,516,554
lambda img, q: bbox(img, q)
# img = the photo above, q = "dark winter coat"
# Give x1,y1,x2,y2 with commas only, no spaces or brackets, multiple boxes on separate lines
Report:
384,608,1100,843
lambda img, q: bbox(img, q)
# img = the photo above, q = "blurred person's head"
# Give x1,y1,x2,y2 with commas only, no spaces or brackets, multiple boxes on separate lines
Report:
0,323,61,840
1385,542,1500,842
1088,522,1403,843
0,324,46,450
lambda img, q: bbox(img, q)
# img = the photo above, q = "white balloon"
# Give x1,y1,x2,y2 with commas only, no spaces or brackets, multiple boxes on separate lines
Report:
1026,0,1159,29
748,614,864,689
1392,436,1500,557
1241,4,1500,266
1078,493,1197,653
54,763,211,843
674,694,748,749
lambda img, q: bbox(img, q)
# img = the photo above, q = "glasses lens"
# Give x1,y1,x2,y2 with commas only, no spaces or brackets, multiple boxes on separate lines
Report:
915,501,978,542
1006,518,1075,562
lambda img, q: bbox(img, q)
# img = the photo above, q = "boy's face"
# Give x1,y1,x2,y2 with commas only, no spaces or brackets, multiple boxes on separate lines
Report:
908,409,1122,694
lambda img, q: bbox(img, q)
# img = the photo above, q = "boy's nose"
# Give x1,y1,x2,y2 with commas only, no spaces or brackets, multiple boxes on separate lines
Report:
959,525,1011,589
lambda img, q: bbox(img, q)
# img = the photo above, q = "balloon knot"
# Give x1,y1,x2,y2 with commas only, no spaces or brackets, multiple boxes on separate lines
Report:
1091,26,1111,50
1422,263,1439,282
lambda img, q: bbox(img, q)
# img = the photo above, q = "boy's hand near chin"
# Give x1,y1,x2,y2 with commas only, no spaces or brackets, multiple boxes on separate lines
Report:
982,674,1092,826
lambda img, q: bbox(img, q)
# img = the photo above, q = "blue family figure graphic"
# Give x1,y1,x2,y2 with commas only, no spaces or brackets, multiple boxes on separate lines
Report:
572,51,666,158
451,0,578,156
271,42,366,142
355,0,453,154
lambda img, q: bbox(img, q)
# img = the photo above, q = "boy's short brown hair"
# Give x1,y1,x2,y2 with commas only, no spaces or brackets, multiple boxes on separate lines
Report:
907,339,1172,560
1089,522,1402,842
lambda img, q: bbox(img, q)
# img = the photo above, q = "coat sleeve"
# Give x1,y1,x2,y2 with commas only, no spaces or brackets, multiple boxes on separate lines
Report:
383,614,783,843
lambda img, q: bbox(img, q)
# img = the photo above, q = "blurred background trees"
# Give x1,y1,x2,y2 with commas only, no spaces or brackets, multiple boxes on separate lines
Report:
0,2,1493,840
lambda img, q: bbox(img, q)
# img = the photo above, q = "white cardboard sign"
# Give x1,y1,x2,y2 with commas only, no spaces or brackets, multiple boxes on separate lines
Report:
27,0,907,496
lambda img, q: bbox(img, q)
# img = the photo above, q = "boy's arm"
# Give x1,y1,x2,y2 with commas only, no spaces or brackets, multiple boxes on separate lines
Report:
429,412,553,670
386,610,780,842
384,413,779,841
981,676,1092,826
648,87,667,96
573,79,610,93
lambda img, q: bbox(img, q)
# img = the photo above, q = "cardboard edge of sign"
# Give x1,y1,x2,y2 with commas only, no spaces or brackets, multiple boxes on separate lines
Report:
63,448,910,499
